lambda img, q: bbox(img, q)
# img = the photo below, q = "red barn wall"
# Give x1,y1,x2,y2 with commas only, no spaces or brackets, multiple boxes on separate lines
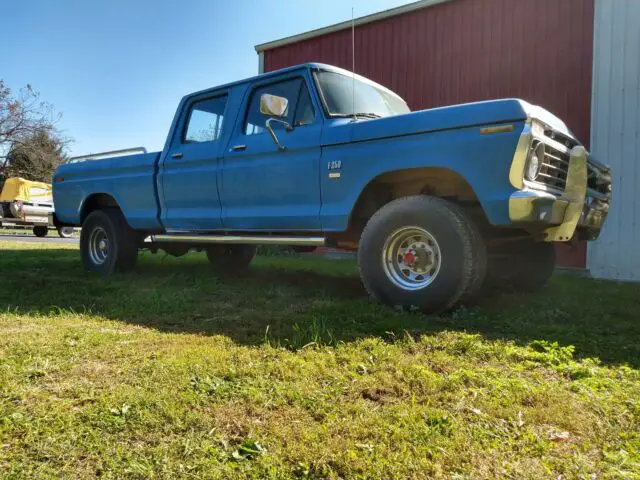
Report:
263,0,595,268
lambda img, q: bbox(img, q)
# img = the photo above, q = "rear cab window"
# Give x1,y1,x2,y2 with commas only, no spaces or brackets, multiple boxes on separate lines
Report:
183,95,228,143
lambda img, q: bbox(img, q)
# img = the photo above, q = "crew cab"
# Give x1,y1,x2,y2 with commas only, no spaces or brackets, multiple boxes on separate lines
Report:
53,63,611,313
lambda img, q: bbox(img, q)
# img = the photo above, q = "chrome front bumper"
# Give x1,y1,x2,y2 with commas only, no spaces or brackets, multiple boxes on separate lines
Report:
509,146,610,242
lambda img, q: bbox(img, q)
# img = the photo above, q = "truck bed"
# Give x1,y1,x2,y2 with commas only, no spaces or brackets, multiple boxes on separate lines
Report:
54,152,162,229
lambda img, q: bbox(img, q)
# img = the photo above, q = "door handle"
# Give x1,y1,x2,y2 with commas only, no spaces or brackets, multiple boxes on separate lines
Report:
230,144,247,151
171,152,183,159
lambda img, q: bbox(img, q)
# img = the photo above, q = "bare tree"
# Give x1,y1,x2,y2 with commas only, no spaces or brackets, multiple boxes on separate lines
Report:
0,79,70,182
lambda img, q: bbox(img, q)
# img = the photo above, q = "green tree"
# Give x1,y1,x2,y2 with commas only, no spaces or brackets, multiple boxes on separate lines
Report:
3,130,67,183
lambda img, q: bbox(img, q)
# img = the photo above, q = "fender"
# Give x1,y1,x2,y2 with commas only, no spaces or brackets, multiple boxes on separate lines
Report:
319,120,526,231
78,192,121,222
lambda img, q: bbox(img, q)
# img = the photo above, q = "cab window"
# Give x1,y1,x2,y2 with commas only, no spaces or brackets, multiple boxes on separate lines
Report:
244,78,314,135
183,95,228,143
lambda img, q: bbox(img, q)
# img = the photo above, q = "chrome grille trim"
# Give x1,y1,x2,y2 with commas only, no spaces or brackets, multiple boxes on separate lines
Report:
544,152,569,165
529,139,570,190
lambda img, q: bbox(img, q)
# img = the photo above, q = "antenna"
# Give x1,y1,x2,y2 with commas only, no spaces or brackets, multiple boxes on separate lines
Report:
351,7,356,122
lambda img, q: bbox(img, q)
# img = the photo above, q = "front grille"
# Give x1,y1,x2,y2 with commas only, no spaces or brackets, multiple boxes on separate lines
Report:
533,139,569,190
544,129,578,150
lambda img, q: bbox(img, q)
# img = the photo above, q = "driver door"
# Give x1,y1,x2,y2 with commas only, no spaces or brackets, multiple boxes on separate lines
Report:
221,74,322,231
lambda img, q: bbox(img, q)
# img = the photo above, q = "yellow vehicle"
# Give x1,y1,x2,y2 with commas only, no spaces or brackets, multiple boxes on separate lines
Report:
0,177,73,238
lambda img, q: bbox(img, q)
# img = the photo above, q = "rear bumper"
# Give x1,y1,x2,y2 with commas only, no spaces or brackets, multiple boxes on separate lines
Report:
0,202,52,226
509,146,610,241
0,217,50,226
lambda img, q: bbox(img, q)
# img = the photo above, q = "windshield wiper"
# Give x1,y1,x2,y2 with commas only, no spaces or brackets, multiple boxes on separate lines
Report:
331,112,382,119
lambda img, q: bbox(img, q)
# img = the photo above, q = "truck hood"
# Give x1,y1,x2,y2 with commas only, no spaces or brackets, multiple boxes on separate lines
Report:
519,100,575,140
349,98,576,143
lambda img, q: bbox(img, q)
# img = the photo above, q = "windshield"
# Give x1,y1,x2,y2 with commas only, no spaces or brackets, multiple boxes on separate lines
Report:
315,70,410,118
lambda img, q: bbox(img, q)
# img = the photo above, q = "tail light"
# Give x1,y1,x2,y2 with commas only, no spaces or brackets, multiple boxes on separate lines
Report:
11,201,25,219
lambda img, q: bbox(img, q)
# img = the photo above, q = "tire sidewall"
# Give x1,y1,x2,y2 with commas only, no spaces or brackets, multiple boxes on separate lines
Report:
80,211,120,274
58,227,74,238
359,199,470,312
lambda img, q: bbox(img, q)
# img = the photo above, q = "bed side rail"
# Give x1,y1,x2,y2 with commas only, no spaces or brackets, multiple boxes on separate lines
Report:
66,147,148,164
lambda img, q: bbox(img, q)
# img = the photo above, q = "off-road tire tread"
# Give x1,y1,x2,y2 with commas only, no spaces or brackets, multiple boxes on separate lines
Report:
449,207,487,303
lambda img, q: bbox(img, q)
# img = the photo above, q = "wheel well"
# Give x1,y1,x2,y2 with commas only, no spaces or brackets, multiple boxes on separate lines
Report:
349,167,484,233
80,193,120,223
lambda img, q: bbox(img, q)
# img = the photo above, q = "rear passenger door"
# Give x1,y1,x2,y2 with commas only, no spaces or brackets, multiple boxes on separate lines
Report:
221,74,322,231
159,93,228,231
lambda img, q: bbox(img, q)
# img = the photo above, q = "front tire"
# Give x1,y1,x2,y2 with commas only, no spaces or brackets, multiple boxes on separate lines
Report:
33,225,48,237
80,209,139,275
514,242,555,291
484,239,556,293
358,196,486,313
511,241,556,292
206,245,256,272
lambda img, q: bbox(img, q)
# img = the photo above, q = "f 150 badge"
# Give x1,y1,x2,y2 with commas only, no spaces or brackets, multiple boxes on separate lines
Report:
328,160,342,179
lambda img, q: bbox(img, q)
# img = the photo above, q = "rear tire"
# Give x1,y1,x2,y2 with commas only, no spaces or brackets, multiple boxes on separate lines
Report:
57,227,74,238
33,225,48,237
80,209,139,275
206,245,256,272
357,195,486,314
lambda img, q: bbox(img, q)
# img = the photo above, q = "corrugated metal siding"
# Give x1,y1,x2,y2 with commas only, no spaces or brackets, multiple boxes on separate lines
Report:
588,0,640,281
264,0,595,267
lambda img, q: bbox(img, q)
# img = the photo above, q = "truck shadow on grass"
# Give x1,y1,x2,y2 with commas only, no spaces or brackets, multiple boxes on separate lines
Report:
2,247,640,368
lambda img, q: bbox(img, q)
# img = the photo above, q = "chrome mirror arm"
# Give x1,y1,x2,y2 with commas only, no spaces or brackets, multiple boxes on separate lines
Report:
265,118,292,151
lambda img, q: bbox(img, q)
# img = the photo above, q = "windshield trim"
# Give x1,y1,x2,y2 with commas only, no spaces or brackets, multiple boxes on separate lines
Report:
311,70,334,119
311,68,408,119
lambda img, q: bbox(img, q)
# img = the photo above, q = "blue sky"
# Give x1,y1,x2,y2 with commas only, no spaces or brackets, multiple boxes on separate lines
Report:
2,0,410,156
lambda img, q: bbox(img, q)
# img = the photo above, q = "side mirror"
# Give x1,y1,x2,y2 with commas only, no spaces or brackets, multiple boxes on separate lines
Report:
259,94,293,151
260,94,288,117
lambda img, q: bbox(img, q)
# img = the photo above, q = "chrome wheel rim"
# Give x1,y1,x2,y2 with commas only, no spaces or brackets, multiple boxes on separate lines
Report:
88,226,110,265
382,226,442,290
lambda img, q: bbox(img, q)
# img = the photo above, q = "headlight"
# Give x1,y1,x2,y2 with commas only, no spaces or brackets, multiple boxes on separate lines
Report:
531,120,546,137
525,142,544,181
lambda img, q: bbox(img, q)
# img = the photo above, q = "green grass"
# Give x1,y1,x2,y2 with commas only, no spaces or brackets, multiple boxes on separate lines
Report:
0,227,36,236
0,241,639,479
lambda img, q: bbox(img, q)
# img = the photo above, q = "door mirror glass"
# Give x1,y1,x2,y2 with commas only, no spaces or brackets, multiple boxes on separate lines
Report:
260,94,289,118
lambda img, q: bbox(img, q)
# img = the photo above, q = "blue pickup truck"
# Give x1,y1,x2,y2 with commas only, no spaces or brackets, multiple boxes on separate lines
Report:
53,63,611,313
